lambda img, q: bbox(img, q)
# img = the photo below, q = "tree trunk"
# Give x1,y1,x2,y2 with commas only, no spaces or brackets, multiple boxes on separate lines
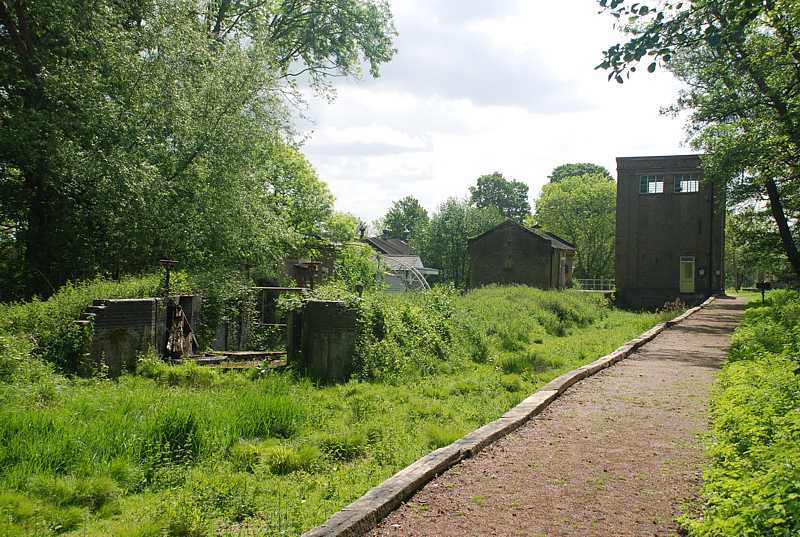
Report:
23,170,57,297
764,178,800,277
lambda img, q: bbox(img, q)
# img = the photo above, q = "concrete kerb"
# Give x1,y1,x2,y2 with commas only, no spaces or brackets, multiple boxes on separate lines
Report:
300,296,718,537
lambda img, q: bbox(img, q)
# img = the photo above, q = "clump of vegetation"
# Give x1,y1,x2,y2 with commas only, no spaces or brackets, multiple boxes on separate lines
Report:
137,351,217,388
680,290,800,537
656,298,688,323
423,423,465,449
0,275,163,375
226,391,305,440
230,440,319,475
317,431,368,462
0,279,667,535
143,405,203,464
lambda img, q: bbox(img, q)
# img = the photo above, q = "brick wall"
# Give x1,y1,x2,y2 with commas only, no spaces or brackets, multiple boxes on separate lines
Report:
468,221,555,289
616,154,725,309
89,298,156,376
87,295,201,375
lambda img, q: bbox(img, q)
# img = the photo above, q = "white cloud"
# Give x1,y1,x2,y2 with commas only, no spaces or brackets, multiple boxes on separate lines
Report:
300,0,691,221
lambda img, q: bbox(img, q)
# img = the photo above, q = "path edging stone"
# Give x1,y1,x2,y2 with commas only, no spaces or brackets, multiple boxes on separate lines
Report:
301,295,718,537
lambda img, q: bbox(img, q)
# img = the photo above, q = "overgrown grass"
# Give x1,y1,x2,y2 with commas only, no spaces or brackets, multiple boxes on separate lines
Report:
680,290,800,537
0,284,668,536
0,269,261,376
0,275,164,374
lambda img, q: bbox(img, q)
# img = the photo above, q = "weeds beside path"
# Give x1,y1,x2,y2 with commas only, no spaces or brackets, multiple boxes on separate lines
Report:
0,286,673,536
371,297,746,537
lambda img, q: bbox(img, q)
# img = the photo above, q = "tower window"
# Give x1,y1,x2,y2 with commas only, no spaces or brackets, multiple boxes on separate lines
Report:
675,175,699,193
640,175,664,194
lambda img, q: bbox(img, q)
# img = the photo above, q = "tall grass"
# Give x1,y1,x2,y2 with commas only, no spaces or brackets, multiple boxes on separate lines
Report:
0,284,666,536
0,274,163,374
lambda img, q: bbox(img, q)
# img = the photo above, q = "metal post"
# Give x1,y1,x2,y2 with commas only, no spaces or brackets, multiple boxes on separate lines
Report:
159,259,178,296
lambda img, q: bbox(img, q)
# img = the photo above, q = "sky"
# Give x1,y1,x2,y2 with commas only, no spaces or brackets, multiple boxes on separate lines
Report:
298,0,690,223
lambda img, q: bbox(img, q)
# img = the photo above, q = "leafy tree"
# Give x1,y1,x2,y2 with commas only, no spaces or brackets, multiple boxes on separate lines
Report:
726,208,790,288
0,0,396,297
332,244,384,293
415,198,503,287
322,212,362,245
597,0,800,277
532,173,616,279
380,196,429,240
469,172,531,222
549,163,612,183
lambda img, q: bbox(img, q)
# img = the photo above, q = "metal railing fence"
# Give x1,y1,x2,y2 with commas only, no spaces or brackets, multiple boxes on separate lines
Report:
573,278,616,291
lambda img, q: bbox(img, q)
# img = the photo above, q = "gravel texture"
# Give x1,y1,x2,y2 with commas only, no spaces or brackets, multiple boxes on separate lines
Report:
370,297,745,537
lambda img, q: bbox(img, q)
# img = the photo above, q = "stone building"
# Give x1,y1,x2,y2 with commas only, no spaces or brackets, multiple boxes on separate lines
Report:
615,154,725,309
468,219,576,289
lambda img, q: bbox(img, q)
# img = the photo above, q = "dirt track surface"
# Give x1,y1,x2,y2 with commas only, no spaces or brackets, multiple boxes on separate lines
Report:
370,297,745,537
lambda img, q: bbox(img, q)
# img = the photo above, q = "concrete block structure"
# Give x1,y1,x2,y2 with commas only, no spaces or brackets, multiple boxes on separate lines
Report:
82,295,201,375
88,298,157,375
615,154,725,309
468,219,576,289
287,300,358,383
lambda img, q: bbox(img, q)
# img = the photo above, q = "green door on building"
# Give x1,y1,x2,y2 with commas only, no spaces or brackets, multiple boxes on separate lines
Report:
680,256,695,293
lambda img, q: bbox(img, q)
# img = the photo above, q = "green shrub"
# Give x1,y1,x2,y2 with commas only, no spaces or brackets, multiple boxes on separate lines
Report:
143,406,202,464
500,374,523,392
227,392,304,440
0,335,34,382
229,439,318,474
0,411,78,475
229,439,263,472
0,491,36,523
135,352,167,380
261,445,319,475
497,351,538,374
423,423,464,449
354,287,457,380
106,458,145,493
27,475,120,512
318,431,367,461
136,352,217,388
163,498,209,537
681,290,800,537
0,490,83,535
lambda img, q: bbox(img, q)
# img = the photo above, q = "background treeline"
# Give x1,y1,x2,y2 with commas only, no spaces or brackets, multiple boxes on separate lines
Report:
376,165,617,286
0,0,396,299
380,161,792,289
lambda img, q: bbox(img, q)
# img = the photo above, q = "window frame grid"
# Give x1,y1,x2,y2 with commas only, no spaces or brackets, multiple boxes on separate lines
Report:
674,174,700,193
639,175,664,194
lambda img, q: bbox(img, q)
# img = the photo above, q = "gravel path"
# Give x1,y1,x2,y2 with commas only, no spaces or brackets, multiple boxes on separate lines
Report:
371,297,746,537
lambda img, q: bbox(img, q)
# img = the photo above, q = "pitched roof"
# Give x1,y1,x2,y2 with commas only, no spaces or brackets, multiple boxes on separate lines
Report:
540,230,576,250
364,237,413,256
382,255,425,270
468,219,576,251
